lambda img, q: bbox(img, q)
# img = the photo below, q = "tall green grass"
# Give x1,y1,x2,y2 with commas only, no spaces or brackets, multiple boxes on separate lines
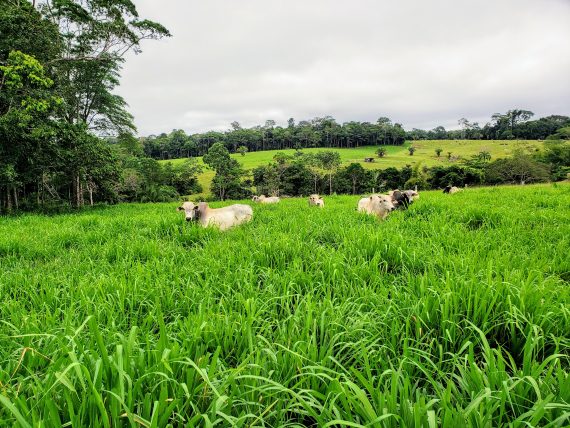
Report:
0,184,569,426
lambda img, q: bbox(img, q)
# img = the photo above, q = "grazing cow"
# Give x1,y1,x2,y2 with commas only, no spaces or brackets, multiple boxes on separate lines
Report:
308,194,325,208
443,186,461,194
177,201,253,231
252,195,280,204
390,190,412,210
403,189,420,201
387,189,419,210
357,194,396,219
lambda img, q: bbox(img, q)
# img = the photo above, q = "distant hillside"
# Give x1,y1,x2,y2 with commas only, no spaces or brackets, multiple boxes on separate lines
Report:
160,140,544,196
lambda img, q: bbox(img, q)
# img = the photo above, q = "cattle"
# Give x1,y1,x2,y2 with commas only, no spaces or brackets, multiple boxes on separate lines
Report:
443,186,461,194
252,195,280,204
308,194,325,208
177,201,253,231
403,189,420,201
357,194,396,219
390,190,411,209
388,189,419,209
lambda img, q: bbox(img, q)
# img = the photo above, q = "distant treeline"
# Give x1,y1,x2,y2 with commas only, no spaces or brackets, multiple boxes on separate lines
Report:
140,111,570,160
245,143,570,200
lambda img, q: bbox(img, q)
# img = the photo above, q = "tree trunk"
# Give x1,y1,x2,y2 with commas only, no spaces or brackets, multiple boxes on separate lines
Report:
6,187,12,212
13,187,18,210
88,181,94,206
329,173,332,195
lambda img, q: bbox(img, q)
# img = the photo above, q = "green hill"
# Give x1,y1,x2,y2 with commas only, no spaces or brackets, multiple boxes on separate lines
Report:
160,139,544,196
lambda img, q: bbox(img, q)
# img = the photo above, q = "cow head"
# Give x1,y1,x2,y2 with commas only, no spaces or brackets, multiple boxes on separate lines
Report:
370,194,396,212
177,201,200,222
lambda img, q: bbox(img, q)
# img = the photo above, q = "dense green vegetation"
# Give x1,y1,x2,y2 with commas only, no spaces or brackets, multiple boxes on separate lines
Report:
0,0,169,212
1,184,569,426
142,113,570,160
161,140,568,199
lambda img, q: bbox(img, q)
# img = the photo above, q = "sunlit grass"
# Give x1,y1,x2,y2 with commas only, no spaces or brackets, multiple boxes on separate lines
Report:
162,140,544,197
0,183,568,426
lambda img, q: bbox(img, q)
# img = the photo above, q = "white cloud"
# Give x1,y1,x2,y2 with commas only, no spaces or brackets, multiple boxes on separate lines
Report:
117,0,570,134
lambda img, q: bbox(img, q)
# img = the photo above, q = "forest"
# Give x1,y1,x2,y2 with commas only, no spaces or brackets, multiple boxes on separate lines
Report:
140,112,569,160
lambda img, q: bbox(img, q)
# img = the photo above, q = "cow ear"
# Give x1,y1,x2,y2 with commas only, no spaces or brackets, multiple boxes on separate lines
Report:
193,205,199,210
369,196,373,200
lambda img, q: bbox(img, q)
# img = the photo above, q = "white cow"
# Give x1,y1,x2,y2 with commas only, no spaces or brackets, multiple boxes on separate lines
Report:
252,195,280,204
177,202,253,231
358,194,396,220
308,194,325,208
443,186,461,194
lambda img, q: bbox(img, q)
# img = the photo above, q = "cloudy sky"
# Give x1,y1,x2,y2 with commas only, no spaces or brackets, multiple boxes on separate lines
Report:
117,0,570,136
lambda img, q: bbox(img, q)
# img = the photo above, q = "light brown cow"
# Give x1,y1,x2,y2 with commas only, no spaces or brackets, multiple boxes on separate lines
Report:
252,195,280,204
357,194,396,219
177,202,253,231
308,194,325,208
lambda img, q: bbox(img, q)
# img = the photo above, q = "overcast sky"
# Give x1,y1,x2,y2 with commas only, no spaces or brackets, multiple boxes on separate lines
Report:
117,0,570,136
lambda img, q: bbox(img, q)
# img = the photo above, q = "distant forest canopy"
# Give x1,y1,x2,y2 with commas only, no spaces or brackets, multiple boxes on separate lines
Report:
137,111,570,160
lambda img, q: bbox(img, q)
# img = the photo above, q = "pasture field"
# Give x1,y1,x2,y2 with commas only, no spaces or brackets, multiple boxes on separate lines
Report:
1,184,569,427
162,140,544,197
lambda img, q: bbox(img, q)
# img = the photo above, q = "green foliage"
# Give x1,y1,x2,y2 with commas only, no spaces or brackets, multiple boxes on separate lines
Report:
435,147,443,157
428,165,484,188
0,0,169,212
485,151,550,185
376,147,387,157
408,146,416,156
334,162,373,194
314,151,342,194
405,162,429,190
0,184,568,426
204,143,249,200
237,145,248,156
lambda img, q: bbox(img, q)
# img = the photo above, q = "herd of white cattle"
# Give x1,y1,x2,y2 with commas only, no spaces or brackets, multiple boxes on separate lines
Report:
176,188,427,231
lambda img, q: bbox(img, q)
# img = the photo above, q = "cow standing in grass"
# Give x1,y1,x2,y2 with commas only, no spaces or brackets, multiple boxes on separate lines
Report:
308,194,325,208
443,186,461,194
177,202,253,231
252,195,280,204
388,189,419,210
357,194,396,219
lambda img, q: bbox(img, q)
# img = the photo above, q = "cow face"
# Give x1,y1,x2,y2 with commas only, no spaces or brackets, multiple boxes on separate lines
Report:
177,201,199,222
370,194,396,212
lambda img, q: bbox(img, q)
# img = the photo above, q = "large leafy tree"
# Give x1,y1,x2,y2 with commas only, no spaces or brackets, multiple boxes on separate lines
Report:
203,143,248,200
39,0,170,133
0,0,170,211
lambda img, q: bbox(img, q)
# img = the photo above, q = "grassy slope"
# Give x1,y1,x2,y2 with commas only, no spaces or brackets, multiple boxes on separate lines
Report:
162,140,544,197
0,183,569,426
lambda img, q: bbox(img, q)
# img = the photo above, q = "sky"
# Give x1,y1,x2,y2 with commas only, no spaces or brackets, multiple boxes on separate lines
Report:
116,0,570,136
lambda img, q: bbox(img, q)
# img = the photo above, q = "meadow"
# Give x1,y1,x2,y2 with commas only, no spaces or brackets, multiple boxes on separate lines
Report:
0,183,569,427
162,140,544,197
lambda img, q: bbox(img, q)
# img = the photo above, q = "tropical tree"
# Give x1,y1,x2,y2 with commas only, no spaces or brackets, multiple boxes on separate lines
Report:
376,147,387,157
408,146,416,156
237,146,248,156
316,151,342,194
203,143,247,200
435,148,443,157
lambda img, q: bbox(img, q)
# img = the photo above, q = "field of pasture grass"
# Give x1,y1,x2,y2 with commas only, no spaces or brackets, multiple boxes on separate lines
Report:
1,183,569,426
163,140,544,197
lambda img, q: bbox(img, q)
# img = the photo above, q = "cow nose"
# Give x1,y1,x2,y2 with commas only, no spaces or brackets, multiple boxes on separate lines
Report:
186,217,192,222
